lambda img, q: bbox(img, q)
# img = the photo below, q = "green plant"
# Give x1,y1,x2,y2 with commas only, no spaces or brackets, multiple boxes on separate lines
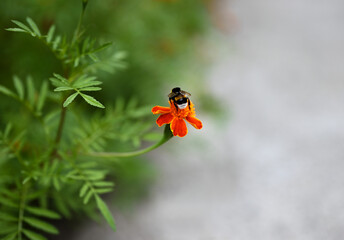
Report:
0,1,174,239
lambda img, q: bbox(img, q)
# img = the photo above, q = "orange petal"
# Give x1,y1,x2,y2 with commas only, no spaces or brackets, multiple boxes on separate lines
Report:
171,118,188,137
152,106,171,114
186,116,203,129
156,113,174,127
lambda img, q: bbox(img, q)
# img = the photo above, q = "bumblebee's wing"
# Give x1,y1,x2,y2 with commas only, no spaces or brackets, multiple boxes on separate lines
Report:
180,90,191,97
168,92,178,98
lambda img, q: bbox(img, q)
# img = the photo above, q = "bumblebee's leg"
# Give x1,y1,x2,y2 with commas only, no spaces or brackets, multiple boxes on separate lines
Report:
174,101,179,112
174,101,179,111
187,98,191,110
170,99,179,112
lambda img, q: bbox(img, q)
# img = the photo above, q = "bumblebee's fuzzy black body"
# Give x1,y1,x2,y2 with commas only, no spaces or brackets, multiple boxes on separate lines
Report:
168,87,191,111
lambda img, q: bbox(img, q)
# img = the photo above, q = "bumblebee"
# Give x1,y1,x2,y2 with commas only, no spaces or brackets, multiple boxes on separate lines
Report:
168,87,191,110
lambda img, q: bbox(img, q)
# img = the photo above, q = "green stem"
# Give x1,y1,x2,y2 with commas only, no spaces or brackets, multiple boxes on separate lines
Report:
73,0,88,44
87,125,173,158
55,104,67,145
51,102,67,159
17,183,29,240
51,0,88,159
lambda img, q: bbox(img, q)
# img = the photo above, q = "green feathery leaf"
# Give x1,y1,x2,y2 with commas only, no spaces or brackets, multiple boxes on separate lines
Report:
95,195,116,231
93,181,115,187
5,28,26,33
13,76,24,100
22,229,47,240
24,217,59,234
26,206,61,219
0,232,17,240
46,25,55,43
52,35,61,50
0,212,17,222
0,225,17,235
0,86,16,98
52,177,61,191
52,73,68,83
0,197,17,208
80,93,105,108
72,75,100,89
79,87,101,92
26,76,35,106
36,81,48,112
54,86,74,92
26,17,41,37
49,78,66,88
95,188,113,194
83,190,93,204
63,92,79,107
79,183,89,197
10,20,32,34
90,42,112,54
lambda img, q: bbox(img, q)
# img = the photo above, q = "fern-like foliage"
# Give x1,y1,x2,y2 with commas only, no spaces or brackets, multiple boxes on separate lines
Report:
0,76,48,117
50,73,104,108
0,126,61,240
0,9,160,240
6,17,126,76
72,98,152,153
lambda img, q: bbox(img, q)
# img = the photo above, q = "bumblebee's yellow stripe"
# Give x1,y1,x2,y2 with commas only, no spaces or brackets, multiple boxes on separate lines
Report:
174,95,183,101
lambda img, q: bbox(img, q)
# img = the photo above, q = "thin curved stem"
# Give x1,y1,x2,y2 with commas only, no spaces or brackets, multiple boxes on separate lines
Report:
87,125,173,158
73,0,88,44
50,99,67,160
17,183,29,240
51,0,88,159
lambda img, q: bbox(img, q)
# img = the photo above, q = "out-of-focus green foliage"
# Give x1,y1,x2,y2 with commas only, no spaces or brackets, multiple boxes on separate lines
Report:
0,0,212,239
0,0,211,104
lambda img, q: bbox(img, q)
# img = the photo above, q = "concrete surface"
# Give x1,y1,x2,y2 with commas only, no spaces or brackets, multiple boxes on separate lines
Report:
73,0,344,239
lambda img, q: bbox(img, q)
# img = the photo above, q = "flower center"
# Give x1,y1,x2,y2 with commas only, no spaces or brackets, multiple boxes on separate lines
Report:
169,100,195,119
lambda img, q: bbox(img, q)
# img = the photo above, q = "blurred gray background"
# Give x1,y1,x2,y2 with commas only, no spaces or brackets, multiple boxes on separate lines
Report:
74,0,344,239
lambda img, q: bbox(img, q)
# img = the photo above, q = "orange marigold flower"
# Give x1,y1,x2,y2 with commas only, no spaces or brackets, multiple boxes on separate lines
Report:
152,99,203,137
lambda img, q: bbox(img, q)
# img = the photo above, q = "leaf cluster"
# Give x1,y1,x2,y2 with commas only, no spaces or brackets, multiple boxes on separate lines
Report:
0,11,159,240
0,185,61,240
0,76,48,117
6,17,126,77
50,73,104,108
